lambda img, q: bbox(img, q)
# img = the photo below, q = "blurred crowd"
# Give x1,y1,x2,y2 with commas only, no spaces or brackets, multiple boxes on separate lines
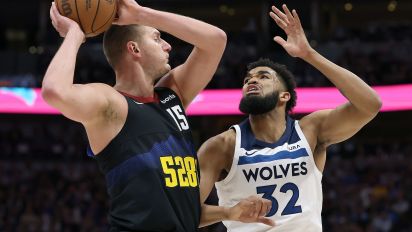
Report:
0,161,108,232
322,141,412,232
1,24,411,89
1,116,411,232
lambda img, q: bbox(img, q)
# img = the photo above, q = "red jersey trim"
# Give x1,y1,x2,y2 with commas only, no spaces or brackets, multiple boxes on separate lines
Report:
118,91,159,103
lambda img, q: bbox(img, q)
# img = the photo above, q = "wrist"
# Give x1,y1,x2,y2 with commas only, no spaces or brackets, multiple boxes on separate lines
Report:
134,6,150,25
301,47,317,62
223,207,232,221
67,27,85,44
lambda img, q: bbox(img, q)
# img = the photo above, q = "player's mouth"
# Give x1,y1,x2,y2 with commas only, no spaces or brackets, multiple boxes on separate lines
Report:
246,85,261,95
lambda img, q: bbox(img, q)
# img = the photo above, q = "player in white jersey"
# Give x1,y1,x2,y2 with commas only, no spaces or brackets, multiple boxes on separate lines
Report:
198,4,382,232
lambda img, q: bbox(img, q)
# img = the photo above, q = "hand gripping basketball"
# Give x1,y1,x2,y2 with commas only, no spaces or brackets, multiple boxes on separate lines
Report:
55,0,117,37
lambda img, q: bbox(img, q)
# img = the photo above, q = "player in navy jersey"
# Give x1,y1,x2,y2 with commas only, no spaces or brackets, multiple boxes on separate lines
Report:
198,4,382,232
43,0,273,231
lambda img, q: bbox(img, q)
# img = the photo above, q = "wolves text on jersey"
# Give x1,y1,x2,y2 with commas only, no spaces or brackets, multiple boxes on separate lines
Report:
242,161,308,182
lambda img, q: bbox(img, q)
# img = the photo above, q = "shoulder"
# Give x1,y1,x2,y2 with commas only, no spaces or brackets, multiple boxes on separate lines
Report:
198,129,236,170
81,83,126,103
208,129,236,148
199,129,236,158
155,73,185,102
84,82,117,93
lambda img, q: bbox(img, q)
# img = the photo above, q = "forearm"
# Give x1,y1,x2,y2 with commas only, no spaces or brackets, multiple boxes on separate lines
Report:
136,7,226,51
42,29,84,97
303,50,382,113
199,204,229,228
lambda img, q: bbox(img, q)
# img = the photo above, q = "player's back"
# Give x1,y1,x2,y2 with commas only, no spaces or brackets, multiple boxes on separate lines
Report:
215,117,323,232
89,87,200,232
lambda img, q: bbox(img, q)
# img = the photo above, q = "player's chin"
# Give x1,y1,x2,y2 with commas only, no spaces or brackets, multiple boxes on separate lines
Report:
158,66,171,78
165,64,171,71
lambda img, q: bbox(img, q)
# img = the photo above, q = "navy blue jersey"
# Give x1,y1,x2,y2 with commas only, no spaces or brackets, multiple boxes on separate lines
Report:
89,87,200,232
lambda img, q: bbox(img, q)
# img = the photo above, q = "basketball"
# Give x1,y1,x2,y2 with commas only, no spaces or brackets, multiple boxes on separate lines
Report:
55,0,117,37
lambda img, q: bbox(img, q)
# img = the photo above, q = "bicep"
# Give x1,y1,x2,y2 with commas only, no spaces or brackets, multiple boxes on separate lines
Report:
44,83,113,123
313,103,377,146
198,136,229,203
157,47,224,108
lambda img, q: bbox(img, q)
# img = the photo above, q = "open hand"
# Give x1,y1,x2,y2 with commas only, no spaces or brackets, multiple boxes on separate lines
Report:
270,4,312,59
227,196,275,227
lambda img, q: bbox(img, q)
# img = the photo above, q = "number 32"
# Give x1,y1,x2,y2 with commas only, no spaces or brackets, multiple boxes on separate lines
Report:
257,183,302,216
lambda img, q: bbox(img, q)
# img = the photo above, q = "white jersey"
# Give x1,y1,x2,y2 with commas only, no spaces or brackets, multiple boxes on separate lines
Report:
215,117,323,232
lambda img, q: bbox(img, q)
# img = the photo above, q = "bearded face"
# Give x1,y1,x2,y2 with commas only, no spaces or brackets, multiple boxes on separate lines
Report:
239,91,279,115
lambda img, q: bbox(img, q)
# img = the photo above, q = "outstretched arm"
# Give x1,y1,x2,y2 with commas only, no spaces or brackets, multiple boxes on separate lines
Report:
270,4,382,146
115,0,227,108
198,131,274,227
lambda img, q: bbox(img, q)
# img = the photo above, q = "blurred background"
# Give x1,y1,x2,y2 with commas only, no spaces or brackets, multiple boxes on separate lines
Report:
1,0,412,231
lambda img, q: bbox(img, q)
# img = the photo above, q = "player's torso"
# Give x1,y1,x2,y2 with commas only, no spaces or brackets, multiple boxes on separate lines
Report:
93,87,200,232
216,117,323,232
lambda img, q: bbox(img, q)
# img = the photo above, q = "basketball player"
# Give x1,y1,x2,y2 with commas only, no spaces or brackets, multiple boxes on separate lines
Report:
198,4,382,232
43,0,273,231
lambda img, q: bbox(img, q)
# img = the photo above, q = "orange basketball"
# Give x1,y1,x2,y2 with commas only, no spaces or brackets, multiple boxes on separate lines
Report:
55,0,117,37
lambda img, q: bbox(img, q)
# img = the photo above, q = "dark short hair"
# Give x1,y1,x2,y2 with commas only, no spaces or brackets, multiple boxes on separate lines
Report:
103,25,144,69
246,58,297,113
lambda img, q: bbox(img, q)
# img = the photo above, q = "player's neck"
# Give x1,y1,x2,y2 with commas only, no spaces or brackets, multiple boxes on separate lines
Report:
249,109,286,143
114,64,155,98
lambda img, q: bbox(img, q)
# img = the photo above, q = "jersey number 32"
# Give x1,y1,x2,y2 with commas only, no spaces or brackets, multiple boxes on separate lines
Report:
257,183,302,216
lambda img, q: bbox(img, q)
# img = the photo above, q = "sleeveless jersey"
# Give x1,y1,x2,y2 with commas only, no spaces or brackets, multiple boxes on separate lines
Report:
89,87,200,232
215,117,323,232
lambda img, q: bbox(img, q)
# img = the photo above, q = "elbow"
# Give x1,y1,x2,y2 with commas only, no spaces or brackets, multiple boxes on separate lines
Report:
41,86,57,105
41,82,63,105
372,92,383,113
216,28,227,45
366,92,383,116
211,28,227,51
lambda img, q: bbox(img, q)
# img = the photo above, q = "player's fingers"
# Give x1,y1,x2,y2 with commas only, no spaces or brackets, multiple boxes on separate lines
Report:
282,4,295,25
50,12,59,29
51,2,60,17
274,36,287,47
50,3,56,20
253,198,263,218
259,199,271,217
292,9,302,28
247,200,255,217
51,2,64,24
258,217,276,227
269,12,288,31
271,5,289,25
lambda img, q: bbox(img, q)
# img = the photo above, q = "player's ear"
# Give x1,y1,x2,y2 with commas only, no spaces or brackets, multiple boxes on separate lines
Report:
126,41,141,57
279,91,290,103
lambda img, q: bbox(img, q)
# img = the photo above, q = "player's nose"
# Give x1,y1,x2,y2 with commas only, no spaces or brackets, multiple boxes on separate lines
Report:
163,40,172,52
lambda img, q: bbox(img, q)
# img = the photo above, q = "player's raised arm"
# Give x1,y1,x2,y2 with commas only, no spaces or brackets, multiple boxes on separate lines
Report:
42,3,119,124
113,0,227,108
270,4,382,146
